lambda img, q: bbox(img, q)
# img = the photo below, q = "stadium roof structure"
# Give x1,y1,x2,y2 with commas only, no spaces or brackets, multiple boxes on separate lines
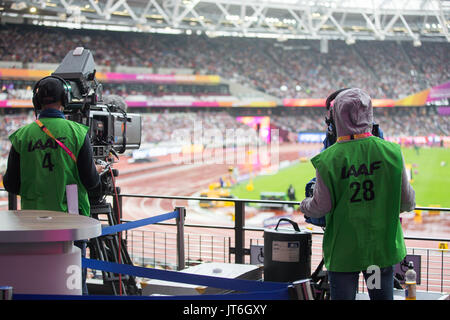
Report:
1,0,449,45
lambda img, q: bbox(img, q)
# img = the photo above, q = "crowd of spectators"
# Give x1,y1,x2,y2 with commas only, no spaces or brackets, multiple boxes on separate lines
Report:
270,109,325,133
140,111,255,145
373,107,449,137
0,24,448,100
270,106,449,138
0,79,230,101
0,111,35,172
0,23,448,170
0,110,261,173
0,80,34,100
354,41,427,99
0,106,448,174
0,107,447,155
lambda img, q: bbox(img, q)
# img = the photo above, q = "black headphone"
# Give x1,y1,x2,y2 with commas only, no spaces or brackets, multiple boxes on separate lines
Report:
324,88,350,145
325,88,350,111
324,88,382,145
32,75,71,111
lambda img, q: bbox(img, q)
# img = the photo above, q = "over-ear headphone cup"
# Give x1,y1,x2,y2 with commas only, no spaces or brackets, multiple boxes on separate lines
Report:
32,94,41,110
60,88,67,108
32,79,42,110
324,88,350,145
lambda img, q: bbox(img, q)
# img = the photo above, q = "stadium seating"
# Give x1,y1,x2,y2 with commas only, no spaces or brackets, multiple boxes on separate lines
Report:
0,23,448,100
0,23,448,169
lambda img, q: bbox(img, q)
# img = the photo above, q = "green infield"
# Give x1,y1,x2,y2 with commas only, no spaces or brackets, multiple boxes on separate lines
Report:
401,146,450,208
231,147,450,208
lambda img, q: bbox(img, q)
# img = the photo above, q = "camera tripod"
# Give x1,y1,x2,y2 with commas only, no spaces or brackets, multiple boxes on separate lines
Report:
87,191,140,296
310,257,330,300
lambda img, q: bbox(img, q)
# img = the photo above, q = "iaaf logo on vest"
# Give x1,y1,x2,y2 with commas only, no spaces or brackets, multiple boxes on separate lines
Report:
341,161,382,179
28,137,67,152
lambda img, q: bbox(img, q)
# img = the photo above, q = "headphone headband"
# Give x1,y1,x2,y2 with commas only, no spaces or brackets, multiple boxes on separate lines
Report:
32,75,71,111
324,88,351,146
325,88,350,110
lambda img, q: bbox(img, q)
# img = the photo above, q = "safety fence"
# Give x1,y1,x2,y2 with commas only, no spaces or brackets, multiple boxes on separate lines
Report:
12,206,312,300
126,230,232,270
114,193,450,294
123,227,450,294
3,190,450,297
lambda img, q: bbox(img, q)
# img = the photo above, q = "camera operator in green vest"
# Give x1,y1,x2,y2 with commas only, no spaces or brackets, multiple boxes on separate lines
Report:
3,75,103,295
300,88,415,300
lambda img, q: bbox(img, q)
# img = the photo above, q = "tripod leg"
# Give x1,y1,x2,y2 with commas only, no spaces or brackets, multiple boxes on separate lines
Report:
89,202,139,295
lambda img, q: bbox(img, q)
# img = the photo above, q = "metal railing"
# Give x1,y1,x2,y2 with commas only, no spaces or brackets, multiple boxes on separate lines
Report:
124,228,450,293
3,190,450,292
116,193,450,261
117,192,306,264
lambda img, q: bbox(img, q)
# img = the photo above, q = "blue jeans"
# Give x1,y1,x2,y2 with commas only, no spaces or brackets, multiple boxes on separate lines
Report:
328,266,394,300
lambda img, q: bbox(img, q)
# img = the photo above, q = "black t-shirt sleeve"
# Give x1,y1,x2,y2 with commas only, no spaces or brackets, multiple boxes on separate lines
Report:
77,134,100,190
3,145,21,194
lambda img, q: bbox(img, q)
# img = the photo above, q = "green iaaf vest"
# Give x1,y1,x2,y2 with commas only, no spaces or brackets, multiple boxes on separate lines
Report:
10,118,91,216
311,136,406,272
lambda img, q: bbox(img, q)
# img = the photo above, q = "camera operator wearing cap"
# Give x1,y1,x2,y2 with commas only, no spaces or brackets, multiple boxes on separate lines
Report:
3,76,103,295
300,88,415,300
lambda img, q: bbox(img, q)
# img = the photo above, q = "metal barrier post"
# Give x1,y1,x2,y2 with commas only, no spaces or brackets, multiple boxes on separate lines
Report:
176,206,186,271
8,193,17,210
234,200,245,264
288,279,315,300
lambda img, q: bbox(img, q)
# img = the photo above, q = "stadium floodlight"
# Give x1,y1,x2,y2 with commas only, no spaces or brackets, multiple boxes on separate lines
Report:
345,36,355,45
11,2,27,10
276,34,288,42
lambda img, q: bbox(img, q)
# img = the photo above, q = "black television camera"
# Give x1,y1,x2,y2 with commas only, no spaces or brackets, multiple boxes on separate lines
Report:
51,47,142,203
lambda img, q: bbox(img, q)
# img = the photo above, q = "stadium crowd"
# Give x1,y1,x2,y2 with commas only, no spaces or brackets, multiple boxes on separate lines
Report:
0,24,449,100
270,106,449,139
0,106,448,173
373,106,449,138
140,111,253,144
0,111,34,171
0,78,231,101
270,109,325,133
0,107,447,154
0,23,448,172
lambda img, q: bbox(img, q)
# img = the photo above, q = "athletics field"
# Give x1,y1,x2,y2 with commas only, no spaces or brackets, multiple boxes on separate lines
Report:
231,146,450,208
